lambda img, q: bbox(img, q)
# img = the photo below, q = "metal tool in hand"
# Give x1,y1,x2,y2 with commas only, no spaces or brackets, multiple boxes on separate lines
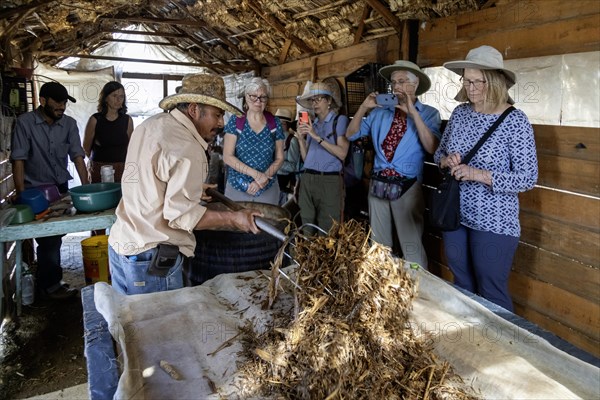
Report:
204,188,332,295
205,188,288,242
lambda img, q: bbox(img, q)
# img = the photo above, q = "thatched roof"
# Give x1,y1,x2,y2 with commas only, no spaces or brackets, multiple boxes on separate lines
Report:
0,0,483,74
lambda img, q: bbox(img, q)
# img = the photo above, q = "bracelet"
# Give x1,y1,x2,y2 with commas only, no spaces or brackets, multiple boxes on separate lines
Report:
318,138,324,144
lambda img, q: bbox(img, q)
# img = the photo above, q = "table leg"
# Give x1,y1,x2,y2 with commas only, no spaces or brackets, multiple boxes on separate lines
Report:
15,240,22,316
0,242,4,318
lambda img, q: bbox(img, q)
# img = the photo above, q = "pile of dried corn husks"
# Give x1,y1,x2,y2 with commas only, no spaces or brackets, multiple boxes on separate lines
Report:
238,220,479,399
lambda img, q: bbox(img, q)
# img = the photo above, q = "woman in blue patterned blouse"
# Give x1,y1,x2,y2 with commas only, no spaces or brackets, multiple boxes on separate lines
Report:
223,78,285,205
434,46,538,311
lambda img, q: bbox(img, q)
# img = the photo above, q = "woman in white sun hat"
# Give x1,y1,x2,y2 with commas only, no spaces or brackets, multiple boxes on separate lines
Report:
295,79,350,235
434,45,538,311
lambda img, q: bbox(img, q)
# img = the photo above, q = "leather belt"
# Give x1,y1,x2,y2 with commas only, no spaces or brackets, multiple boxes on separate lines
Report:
303,168,341,176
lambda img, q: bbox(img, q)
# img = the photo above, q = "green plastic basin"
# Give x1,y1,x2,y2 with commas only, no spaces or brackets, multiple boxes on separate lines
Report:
69,183,122,212
10,204,35,224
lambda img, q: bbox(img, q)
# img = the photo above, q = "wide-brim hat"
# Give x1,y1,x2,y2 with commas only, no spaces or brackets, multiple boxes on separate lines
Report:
274,108,293,122
379,60,431,96
159,73,242,116
443,45,516,87
296,79,342,110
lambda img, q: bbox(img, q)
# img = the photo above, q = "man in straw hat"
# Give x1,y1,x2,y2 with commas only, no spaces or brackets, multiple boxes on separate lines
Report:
108,73,261,295
346,60,441,269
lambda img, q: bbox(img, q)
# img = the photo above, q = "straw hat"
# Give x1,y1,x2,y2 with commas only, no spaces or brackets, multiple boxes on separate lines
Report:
159,73,242,116
443,45,516,87
378,60,431,96
296,79,343,110
274,108,293,122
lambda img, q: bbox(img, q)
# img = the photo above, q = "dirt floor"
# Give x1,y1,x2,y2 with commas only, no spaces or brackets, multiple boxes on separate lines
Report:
0,236,91,399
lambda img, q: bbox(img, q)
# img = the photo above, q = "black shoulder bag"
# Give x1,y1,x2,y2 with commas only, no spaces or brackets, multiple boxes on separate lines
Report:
429,106,515,231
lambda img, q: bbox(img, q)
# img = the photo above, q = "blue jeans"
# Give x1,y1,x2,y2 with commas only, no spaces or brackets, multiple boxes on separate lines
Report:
36,234,65,290
442,225,519,311
108,245,184,295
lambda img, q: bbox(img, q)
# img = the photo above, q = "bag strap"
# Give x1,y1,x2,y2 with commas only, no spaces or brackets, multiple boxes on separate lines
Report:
235,111,278,136
462,106,515,165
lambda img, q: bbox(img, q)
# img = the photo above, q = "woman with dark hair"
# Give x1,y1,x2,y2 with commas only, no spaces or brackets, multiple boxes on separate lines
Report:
83,81,134,183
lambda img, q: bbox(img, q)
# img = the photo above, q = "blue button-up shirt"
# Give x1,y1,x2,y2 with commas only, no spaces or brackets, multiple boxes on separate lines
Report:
303,111,349,173
349,101,441,179
10,107,85,188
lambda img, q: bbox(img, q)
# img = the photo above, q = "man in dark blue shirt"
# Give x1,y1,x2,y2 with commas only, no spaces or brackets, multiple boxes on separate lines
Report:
11,81,89,299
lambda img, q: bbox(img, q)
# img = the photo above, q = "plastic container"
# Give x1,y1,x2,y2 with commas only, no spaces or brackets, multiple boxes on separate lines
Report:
81,235,111,284
36,184,62,203
69,183,121,212
101,165,115,183
22,264,35,306
9,204,34,224
18,188,49,214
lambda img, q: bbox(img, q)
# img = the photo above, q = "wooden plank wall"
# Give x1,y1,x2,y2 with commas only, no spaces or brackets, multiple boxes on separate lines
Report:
262,36,400,113
419,0,600,357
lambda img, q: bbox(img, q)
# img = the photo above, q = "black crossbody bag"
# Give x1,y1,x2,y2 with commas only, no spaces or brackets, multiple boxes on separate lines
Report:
429,106,514,231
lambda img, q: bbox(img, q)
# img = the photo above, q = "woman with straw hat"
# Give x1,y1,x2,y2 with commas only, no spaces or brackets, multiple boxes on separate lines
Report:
295,79,350,235
222,77,285,205
274,108,301,205
108,73,261,295
434,45,538,311
345,60,441,269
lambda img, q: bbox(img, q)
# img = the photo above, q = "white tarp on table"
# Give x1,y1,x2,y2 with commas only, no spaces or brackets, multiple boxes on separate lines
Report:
94,266,599,399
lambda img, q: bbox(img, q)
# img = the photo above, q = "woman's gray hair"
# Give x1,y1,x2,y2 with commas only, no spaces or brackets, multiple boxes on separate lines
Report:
244,77,271,96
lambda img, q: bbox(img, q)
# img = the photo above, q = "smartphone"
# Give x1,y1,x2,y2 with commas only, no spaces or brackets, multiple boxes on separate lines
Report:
376,93,398,107
299,111,309,124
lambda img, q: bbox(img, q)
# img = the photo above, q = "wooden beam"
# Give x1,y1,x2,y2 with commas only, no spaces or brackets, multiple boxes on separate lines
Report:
245,0,314,54
0,0,55,21
102,38,176,46
36,52,252,72
400,20,409,60
364,0,404,35
278,39,292,65
354,4,372,45
102,16,205,27
169,0,261,68
294,0,351,19
101,29,187,39
481,0,498,9
123,72,185,80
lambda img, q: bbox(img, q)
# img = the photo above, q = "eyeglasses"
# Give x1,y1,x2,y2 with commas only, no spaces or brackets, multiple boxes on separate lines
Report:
461,78,487,89
247,94,269,103
390,79,415,86
310,96,326,104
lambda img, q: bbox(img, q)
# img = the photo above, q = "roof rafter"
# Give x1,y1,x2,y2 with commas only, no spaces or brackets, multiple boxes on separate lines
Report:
245,0,313,54
102,15,205,27
364,0,404,36
36,51,251,71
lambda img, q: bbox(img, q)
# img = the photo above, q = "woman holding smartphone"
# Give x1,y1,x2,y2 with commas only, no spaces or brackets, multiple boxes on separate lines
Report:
295,79,349,235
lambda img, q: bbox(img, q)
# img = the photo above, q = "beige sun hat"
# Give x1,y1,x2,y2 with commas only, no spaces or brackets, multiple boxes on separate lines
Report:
443,45,516,87
274,108,293,122
159,73,242,116
296,79,343,110
378,60,431,96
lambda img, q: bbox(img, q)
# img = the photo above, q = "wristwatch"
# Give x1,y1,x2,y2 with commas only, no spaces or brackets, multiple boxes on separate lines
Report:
318,138,324,144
